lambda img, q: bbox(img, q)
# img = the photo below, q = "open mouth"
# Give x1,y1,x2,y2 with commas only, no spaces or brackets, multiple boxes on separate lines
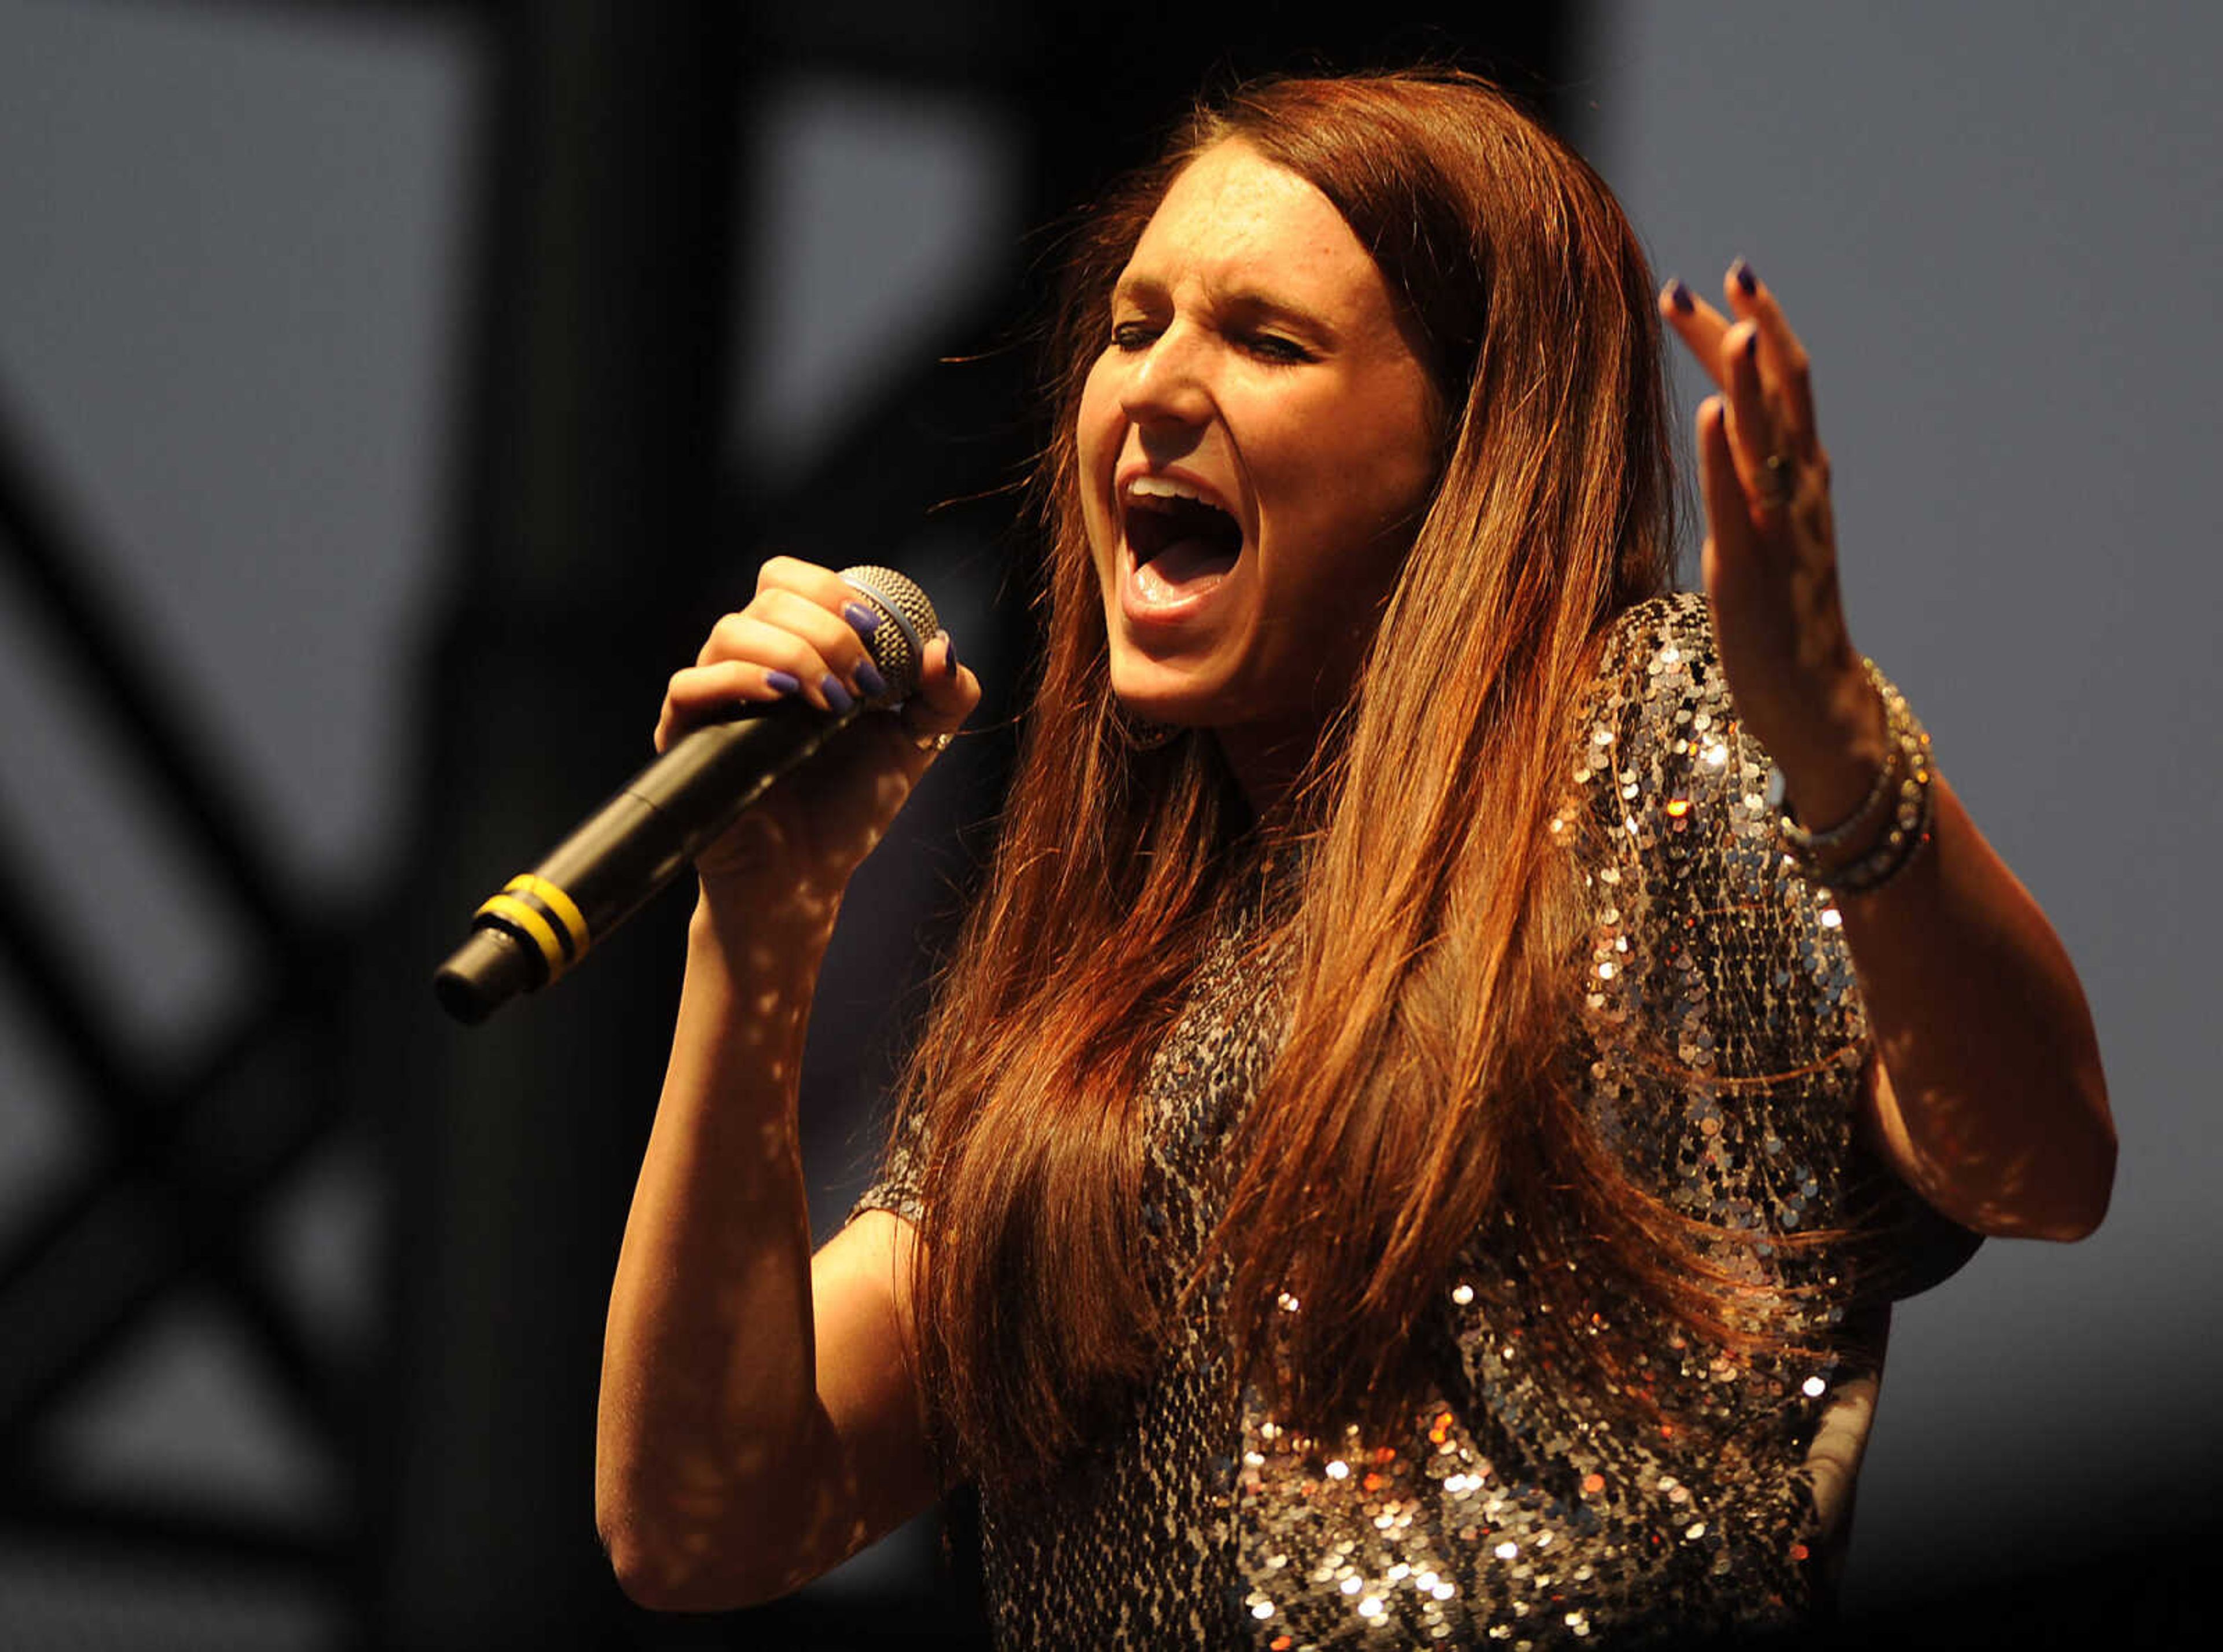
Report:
1124,478,1243,596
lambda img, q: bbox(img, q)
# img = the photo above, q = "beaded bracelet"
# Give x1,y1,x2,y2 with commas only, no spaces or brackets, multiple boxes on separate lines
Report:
1778,660,1899,857
1778,663,1936,897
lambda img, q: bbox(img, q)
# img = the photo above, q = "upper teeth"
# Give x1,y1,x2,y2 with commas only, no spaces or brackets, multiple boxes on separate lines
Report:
1128,476,1215,507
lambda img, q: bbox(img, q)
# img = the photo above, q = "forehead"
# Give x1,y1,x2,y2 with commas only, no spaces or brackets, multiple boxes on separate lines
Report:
1117,141,1386,314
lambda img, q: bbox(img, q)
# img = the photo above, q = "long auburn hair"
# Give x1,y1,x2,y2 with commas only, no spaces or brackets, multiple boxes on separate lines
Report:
896,71,1710,1488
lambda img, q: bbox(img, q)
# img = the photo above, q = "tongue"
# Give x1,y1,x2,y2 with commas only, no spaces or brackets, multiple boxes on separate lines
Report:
1135,536,1237,601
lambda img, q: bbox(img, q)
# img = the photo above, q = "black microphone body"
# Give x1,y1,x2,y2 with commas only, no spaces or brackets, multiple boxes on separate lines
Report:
434,566,937,1023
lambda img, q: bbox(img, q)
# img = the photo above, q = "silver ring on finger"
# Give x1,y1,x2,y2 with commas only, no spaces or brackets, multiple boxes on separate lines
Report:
898,704,952,753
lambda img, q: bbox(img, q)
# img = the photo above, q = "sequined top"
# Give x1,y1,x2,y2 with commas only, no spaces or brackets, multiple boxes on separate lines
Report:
858,593,1976,1650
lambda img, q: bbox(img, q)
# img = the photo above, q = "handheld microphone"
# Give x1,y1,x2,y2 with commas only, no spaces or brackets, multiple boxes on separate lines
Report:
432,565,938,1025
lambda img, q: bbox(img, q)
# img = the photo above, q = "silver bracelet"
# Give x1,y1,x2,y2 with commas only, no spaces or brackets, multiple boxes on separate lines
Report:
1780,666,1936,896
1777,659,1896,854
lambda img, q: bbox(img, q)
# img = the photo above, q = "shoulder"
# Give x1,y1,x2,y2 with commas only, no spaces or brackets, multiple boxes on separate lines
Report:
1575,592,1755,849
1586,591,1724,724
1593,590,1714,677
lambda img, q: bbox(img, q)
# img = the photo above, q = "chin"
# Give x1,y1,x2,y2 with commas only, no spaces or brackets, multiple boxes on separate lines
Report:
1106,653,1235,729
1109,687,1211,731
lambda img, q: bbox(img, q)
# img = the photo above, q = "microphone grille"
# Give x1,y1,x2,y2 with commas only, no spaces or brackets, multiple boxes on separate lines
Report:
840,565,940,700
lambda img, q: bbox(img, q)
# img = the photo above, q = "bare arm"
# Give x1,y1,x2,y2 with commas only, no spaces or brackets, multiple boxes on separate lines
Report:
595,558,975,1609
597,895,939,1610
1665,266,2115,1242
1836,778,2111,1240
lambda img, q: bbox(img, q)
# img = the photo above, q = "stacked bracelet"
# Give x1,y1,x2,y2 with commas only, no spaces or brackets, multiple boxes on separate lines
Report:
1778,673,1898,860
1777,660,1935,898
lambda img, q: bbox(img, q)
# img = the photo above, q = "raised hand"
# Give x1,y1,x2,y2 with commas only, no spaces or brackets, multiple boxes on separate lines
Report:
1660,263,1888,830
655,556,977,900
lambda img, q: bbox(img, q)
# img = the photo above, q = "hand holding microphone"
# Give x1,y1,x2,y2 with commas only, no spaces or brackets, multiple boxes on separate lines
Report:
435,560,976,1023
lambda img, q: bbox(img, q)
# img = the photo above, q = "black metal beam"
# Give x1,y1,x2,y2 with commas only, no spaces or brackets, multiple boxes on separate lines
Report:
0,1482,346,1573
0,800,353,1469
0,392,314,961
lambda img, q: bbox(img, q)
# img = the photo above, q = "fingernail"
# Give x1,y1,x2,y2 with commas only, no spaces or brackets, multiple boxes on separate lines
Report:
820,674,853,714
854,658,887,700
938,630,958,678
1733,259,1758,295
1744,328,1760,361
1667,278,1693,314
841,600,882,637
766,669,802,696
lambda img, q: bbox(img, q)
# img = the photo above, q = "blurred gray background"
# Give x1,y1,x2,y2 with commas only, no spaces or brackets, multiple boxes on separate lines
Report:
0,1,2213,1646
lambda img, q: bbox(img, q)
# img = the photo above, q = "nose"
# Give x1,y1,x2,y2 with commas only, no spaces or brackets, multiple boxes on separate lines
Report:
1117,324,1214,430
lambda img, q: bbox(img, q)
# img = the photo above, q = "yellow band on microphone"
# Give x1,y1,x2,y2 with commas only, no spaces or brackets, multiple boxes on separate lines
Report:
507,873,589,956
474,892,567,979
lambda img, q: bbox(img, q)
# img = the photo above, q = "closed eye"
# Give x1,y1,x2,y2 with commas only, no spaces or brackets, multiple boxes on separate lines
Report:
1110,320,1159,353
1241,332,1314,365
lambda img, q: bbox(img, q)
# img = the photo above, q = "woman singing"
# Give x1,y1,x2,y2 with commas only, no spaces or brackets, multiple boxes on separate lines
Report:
595,71,2114,1649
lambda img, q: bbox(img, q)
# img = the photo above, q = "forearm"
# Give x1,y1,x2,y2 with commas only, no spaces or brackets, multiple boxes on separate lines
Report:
596,883,848,1606
1832,777,2114,1240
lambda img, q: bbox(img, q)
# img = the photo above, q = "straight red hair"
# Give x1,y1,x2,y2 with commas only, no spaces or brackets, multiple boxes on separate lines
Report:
893,71,1726,1488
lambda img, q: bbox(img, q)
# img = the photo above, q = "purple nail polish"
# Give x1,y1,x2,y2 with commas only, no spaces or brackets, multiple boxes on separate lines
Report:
1744,329,1759,361
855,659,887,700
820,674,853,714
1668,278,1694,314
842,600,882,637
938,630,958,678
765,669,802,696
1734,260,1758,295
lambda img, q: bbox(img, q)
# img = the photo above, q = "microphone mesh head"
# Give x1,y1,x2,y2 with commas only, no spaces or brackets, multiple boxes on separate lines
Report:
840,565,940,702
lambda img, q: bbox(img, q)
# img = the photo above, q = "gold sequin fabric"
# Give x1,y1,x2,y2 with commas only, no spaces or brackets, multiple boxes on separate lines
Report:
859,593,1976,1649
